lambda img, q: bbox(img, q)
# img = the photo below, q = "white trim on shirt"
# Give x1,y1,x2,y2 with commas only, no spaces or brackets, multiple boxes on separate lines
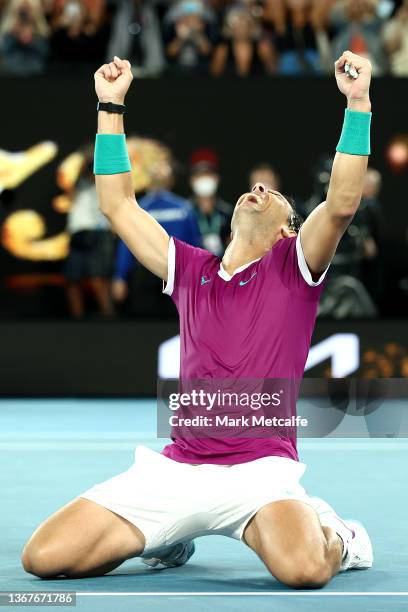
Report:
162,237,176,296
296,231,329,287
218,258,261,282
162,233,328,295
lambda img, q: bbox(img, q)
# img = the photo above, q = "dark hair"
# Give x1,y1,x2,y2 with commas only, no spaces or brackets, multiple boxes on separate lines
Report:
285,195,303,233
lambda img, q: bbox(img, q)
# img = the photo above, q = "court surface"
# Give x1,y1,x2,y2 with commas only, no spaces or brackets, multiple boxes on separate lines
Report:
1,399,407,612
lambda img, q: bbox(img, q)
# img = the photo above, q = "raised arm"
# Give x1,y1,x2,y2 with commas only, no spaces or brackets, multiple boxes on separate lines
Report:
94,57,169,281
300,51,372,275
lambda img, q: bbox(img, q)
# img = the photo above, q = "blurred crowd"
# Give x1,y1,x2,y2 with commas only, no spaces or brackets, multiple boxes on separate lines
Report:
61,143,385,320
64,145,234,318
1,0,408,77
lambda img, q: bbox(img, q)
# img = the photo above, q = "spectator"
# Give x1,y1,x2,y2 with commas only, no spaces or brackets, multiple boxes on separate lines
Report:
266,0,327,75
211,3,276,76
189,148,233,255
249,162,281,191
64,145,114,319
0,0,406,77
164,0,215,73
304,155,378,318
49,0,109,71
0,0,49,75
330,0,389,75
106,0,165,77
383,0,408,76
112,165,202,315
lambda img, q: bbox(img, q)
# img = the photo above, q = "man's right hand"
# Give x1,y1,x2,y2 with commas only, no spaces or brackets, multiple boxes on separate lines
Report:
94,56,133,105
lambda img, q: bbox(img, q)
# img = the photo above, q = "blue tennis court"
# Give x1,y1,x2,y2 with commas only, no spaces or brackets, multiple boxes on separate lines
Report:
1,399,407,612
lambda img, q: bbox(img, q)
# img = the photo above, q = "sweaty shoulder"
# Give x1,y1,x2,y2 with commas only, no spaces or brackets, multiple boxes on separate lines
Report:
260,233,329,301
163,237,217,299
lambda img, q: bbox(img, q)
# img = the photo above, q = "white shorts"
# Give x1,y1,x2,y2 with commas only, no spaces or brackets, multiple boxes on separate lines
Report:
80,445,310,557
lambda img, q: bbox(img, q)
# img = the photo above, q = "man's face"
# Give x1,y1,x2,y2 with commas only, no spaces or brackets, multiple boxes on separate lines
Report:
231,183,291,236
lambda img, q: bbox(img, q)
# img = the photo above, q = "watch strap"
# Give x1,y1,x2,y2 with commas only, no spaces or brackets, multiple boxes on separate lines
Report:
97,101,126,115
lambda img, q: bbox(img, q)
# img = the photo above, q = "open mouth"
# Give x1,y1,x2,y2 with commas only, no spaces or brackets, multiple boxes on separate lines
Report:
246,194,259,205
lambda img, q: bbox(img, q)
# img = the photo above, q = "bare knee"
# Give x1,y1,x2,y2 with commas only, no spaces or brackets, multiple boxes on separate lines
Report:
21,500,145,579
22,543,64,579
22,540,112,579
267,555,332,590
285,560,331,589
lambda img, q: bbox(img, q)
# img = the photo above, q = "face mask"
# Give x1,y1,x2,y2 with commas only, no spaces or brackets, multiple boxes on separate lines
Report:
192,176,218,198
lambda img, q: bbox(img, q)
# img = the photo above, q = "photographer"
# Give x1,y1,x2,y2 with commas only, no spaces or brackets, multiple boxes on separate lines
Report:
188,148,233,255
0,0,49,75
211,2,276,77
164,0,215,73
64,145,114,319
304,156,379,318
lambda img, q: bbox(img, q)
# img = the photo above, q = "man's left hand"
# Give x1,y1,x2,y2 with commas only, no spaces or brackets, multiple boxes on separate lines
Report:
335,51,372,112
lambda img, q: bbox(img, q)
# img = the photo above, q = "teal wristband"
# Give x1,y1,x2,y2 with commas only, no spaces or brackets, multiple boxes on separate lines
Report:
336,109,372,156
94,134,131,175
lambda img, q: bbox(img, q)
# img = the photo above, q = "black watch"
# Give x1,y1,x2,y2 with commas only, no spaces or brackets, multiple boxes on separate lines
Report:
97,101,126,115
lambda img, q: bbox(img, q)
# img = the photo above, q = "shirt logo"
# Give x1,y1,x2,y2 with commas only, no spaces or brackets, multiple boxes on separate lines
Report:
201,276,211,286
239,272,257,286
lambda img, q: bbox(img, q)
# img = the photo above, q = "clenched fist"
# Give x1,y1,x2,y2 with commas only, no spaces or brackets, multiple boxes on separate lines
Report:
94,56,133,105
335,51,372,112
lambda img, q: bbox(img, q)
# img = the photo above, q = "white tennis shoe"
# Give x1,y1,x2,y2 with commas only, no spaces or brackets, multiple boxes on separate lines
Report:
142,541,196,570
340,520,373,571
309,497,373,571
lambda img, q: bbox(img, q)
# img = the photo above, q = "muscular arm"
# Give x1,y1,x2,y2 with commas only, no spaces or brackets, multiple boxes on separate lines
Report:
300,52,372,275
94,58,169,281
